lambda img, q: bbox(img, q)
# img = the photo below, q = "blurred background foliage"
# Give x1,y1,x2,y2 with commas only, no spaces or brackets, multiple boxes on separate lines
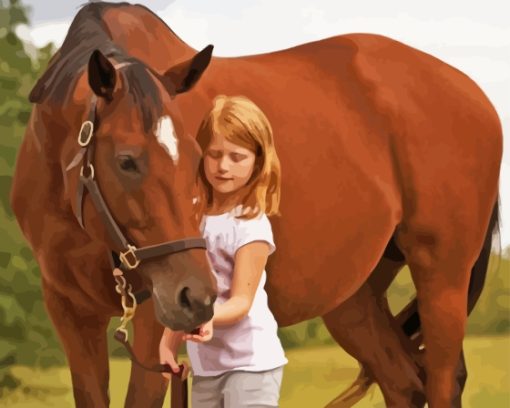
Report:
0,0,508,397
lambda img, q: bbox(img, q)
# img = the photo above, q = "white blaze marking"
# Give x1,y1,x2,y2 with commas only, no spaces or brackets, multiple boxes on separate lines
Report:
155,116,179,163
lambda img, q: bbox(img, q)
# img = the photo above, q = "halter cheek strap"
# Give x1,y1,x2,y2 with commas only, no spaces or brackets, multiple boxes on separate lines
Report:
75,96,97,230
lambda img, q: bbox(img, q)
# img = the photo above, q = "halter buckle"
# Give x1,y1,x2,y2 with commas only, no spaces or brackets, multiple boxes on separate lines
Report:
119,244,141,270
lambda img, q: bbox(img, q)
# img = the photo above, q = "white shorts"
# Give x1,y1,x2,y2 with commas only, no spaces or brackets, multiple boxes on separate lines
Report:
191,366,284,408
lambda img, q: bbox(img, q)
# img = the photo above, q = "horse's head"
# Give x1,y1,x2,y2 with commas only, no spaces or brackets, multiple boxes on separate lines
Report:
86,47,218,331
35,45,217,331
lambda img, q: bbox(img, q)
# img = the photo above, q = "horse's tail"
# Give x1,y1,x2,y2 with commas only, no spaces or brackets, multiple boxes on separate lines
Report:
467,197,501,312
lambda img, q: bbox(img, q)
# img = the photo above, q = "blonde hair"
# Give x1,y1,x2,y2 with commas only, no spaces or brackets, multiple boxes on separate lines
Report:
195,95,281,219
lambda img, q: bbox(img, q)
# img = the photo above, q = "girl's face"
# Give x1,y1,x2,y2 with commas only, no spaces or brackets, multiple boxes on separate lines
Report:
204,132,256,196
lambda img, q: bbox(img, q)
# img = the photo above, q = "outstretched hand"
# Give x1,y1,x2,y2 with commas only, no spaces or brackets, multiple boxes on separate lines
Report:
182,319,213,343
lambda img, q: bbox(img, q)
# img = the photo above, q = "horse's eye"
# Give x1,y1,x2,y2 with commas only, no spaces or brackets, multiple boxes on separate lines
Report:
118,155,139,173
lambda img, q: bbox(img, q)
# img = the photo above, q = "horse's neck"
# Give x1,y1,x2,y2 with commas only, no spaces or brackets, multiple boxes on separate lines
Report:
10,107,68,247
101,5,196,73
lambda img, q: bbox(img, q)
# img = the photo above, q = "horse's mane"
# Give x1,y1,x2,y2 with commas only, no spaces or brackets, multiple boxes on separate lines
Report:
30,1,162,132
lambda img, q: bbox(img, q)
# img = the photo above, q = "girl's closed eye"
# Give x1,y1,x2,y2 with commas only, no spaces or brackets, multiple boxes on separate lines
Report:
207,149,222,159
229,152,247,163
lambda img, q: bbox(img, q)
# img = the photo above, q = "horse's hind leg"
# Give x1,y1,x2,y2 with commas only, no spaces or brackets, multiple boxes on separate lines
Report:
397,299,468,408
398,197,498,407
453,350,467,407
403,249,476,408
322,258,425,408
124,298,169,408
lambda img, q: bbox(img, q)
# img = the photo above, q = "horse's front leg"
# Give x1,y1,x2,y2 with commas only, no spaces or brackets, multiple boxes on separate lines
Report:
43,281,111,407
124,298,169,408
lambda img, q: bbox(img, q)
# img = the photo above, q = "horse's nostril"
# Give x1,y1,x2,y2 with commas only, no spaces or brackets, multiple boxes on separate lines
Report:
179,287,192,310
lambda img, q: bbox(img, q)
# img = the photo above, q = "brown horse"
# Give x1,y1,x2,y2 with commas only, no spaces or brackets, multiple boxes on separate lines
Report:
11,2,502,408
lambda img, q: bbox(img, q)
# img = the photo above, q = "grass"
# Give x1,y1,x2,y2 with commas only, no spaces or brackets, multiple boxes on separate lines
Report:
2,335,509,407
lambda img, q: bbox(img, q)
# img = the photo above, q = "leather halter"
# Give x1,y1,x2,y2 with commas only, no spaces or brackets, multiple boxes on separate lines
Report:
73,95,207,271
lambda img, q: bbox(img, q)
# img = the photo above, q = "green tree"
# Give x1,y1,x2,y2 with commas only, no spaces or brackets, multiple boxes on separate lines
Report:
0,0,61,395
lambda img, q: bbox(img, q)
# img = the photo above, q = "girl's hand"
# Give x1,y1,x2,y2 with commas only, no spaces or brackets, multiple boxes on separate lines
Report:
159,344,179,380
182,319,213,343
159,331,189,380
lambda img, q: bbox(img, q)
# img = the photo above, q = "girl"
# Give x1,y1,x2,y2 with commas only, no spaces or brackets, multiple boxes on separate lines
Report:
159,95,287,408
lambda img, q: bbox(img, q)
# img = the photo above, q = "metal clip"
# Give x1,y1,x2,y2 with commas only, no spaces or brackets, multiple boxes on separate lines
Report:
114,274,127,295
116,281,138,342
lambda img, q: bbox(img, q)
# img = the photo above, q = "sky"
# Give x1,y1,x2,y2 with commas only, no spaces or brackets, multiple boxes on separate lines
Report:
17,0,510,248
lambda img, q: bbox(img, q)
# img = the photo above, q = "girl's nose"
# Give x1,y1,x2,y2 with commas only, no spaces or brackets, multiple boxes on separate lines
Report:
218,156,229,172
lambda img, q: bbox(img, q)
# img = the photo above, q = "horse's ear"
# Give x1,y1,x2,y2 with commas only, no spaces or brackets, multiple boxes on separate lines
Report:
164,44,214,94
88,50,117,100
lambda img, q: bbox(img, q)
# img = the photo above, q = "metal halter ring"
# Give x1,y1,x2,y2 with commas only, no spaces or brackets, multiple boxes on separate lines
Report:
78,120,94,147
80,163,95,180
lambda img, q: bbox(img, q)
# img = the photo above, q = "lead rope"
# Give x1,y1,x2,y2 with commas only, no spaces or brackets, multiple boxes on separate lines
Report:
112,265,189,408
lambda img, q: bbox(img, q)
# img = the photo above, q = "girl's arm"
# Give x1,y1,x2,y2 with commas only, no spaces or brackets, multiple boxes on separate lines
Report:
183,241,271,342
161,327,184,353
213,241,271,326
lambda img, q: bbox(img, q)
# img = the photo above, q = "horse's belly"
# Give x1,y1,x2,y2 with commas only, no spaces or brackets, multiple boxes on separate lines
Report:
265,178,400,326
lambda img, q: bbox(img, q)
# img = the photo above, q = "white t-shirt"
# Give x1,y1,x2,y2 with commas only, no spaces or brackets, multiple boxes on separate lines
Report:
186,206,288,376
